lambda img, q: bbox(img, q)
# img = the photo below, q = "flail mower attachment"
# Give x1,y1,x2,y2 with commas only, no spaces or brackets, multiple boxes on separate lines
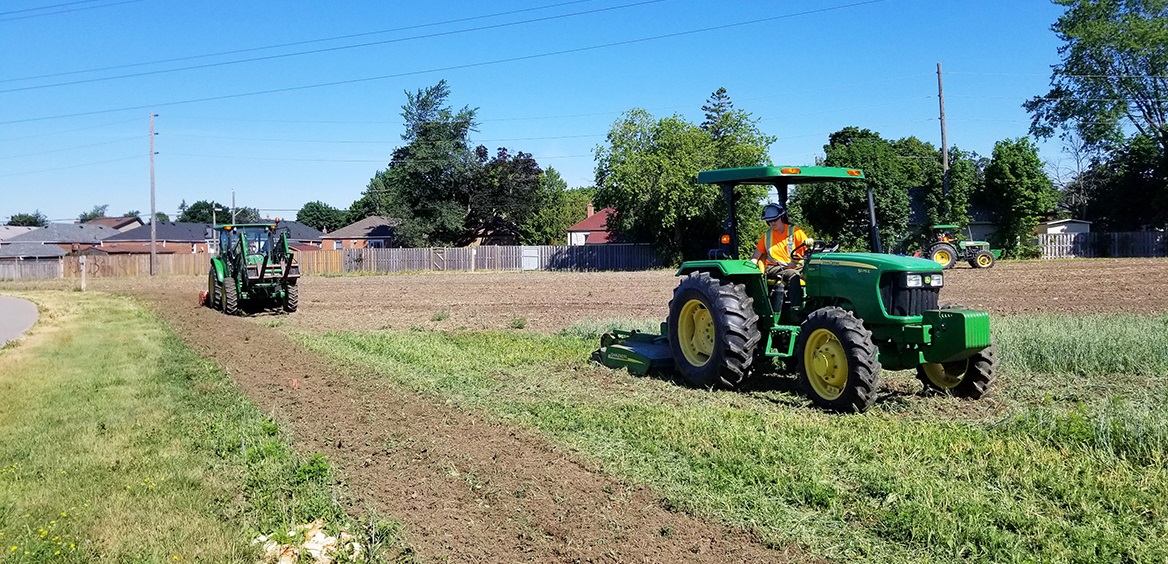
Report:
593,326,673,375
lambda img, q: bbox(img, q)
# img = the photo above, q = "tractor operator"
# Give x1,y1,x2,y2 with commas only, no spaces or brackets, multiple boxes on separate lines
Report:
750,202,808,313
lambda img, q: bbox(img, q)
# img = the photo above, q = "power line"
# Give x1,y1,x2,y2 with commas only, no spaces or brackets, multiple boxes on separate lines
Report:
0,0,145,22
0,136,140,159
0,116,139,141
0,0,112,16
0,0,889,125
0,154,143,177
0,0,669,93
2,0,599,83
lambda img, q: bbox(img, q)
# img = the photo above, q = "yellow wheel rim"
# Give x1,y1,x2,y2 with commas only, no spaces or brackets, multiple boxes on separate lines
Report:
977,254,993,267
803,328,848,400
677,299,715,367
922,360,968,389
932,249,952,265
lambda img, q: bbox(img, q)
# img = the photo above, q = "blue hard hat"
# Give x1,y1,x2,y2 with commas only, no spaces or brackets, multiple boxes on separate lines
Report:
761,203,786,222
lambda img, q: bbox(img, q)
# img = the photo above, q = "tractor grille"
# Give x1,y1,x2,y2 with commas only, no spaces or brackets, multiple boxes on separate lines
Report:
880,274,940,317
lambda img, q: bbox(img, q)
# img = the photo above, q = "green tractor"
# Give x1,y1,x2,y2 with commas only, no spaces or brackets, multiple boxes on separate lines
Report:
595,166,999,413
205,221,300,315
925,224,1001,269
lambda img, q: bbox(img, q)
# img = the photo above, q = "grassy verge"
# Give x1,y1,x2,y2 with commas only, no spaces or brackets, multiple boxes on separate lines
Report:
0,291,408,562
296,313,1168,563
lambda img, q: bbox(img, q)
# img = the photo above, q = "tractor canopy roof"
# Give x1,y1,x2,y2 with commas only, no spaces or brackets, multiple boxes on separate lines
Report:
932,224,960,230
696,165,864,185
213,222,280,231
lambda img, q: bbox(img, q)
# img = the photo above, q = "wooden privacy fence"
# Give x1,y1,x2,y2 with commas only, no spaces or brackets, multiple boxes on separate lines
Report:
0,258,62,280
1038,232,1168,259
17,244,660,279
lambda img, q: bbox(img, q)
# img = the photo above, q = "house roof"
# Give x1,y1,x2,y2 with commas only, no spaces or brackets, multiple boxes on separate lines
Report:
84,216,143,230
0,242,67,258
91,241,180,254
8,223,117,244
584,230,618,244
103,222,209,243
567,208,614,232
280,221,324,242
0,226,37,241
324,216,399,240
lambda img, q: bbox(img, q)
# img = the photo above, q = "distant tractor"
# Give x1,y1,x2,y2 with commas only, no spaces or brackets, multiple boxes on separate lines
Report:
205,221,300,315
926,224,1001,269
595,166,999,413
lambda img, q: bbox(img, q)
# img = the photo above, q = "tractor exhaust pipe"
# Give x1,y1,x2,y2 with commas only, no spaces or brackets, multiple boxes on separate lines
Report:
867,186,883,254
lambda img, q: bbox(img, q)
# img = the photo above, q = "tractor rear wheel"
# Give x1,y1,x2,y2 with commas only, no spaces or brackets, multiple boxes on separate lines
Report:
795,307,881,413
206,270,219,309
222,277,239,316
917,343,999,399
283,282,298,313
667,271,761,389
970,250,996,269
928,243,958,269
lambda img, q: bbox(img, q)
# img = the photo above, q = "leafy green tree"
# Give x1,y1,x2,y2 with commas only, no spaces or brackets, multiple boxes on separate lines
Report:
6,211,48,227
518,169,593,245
296,201,349,232
467,147,544,243
983,138,1058,257
1025,0,1168,155
78,204,108,222
792,127,916,251
1068,134,1168,230
594,89,774,263
359,80,480,247
153,212,170,223
123,210,140,218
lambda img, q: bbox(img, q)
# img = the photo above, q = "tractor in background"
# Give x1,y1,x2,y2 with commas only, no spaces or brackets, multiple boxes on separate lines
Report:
925,224,1001,269
205,221,300,315
595,166,999,413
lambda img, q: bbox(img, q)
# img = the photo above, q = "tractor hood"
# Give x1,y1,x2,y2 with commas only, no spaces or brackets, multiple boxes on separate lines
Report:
808,252,941,273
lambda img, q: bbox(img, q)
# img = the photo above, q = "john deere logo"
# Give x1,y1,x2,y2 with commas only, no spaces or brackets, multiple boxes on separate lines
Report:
923,275,932,285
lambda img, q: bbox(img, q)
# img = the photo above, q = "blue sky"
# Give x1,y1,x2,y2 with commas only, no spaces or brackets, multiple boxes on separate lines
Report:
1,0,1068,223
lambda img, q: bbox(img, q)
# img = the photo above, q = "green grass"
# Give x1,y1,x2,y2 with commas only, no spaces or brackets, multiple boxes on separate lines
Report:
297,313,1168,563
0,292,409,562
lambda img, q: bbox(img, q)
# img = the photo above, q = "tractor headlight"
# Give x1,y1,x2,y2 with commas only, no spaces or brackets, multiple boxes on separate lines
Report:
905,274,923,288
928,274,943,287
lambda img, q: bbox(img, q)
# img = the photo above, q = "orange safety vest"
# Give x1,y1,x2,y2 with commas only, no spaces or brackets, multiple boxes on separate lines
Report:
757,225,806,268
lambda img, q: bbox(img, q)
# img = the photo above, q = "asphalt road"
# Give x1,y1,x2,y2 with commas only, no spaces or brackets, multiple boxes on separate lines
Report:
0,295,38,347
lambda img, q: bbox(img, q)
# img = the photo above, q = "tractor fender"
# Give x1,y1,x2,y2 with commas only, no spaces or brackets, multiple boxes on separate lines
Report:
675,259,772,319
209,257,227,283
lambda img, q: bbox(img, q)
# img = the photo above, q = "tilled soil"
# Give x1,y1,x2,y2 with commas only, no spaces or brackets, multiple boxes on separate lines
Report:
120,258,1168,561
136,285,787,563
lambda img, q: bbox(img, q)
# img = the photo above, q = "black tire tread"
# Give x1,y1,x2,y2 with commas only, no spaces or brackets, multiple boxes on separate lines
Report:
916,343,999,399
928,242,958,269
795,307,882,413
222,277,239,316
667,271,761,389
283,282,299,313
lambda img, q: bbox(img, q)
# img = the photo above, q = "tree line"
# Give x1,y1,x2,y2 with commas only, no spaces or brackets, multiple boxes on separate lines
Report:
9,1,1163,262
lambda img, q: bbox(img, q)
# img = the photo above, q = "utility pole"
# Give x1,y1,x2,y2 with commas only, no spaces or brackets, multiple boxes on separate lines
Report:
149,112,158,275
937,62,950,217
231,190,237,223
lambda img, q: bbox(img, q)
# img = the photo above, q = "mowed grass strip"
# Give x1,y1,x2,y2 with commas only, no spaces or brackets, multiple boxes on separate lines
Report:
0,292,407,563
299,314,1168,564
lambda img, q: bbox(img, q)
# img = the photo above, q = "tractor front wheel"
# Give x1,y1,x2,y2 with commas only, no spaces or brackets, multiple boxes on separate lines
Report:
795,307,881,413
928,243,958,269
222,277,239,316
283,282,298,313
969,250,996,269
917,343,999,399
667,271,761,389
206,270,219,309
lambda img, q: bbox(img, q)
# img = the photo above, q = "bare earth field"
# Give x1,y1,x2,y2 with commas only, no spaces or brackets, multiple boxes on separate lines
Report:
22,258,1168,561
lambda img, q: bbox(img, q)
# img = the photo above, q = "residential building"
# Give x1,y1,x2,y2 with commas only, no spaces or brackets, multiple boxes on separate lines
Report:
566,205,617,245
321,216,399,249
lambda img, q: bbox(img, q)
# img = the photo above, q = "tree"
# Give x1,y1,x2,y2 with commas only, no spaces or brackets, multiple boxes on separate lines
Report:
1068,134,1168,230
983,138,1058,257
123,210,140,218
517,169,593,245
359,80,480,246
6,211,48,227
78,204,108,222
153,212,170,223
594,90,775,264
792,127,915,251
296,201,349,232
1025,0,1168,155
467,147,544,243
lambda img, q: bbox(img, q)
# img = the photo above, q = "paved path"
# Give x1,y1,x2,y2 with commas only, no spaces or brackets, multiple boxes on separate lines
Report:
0,295,38,347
